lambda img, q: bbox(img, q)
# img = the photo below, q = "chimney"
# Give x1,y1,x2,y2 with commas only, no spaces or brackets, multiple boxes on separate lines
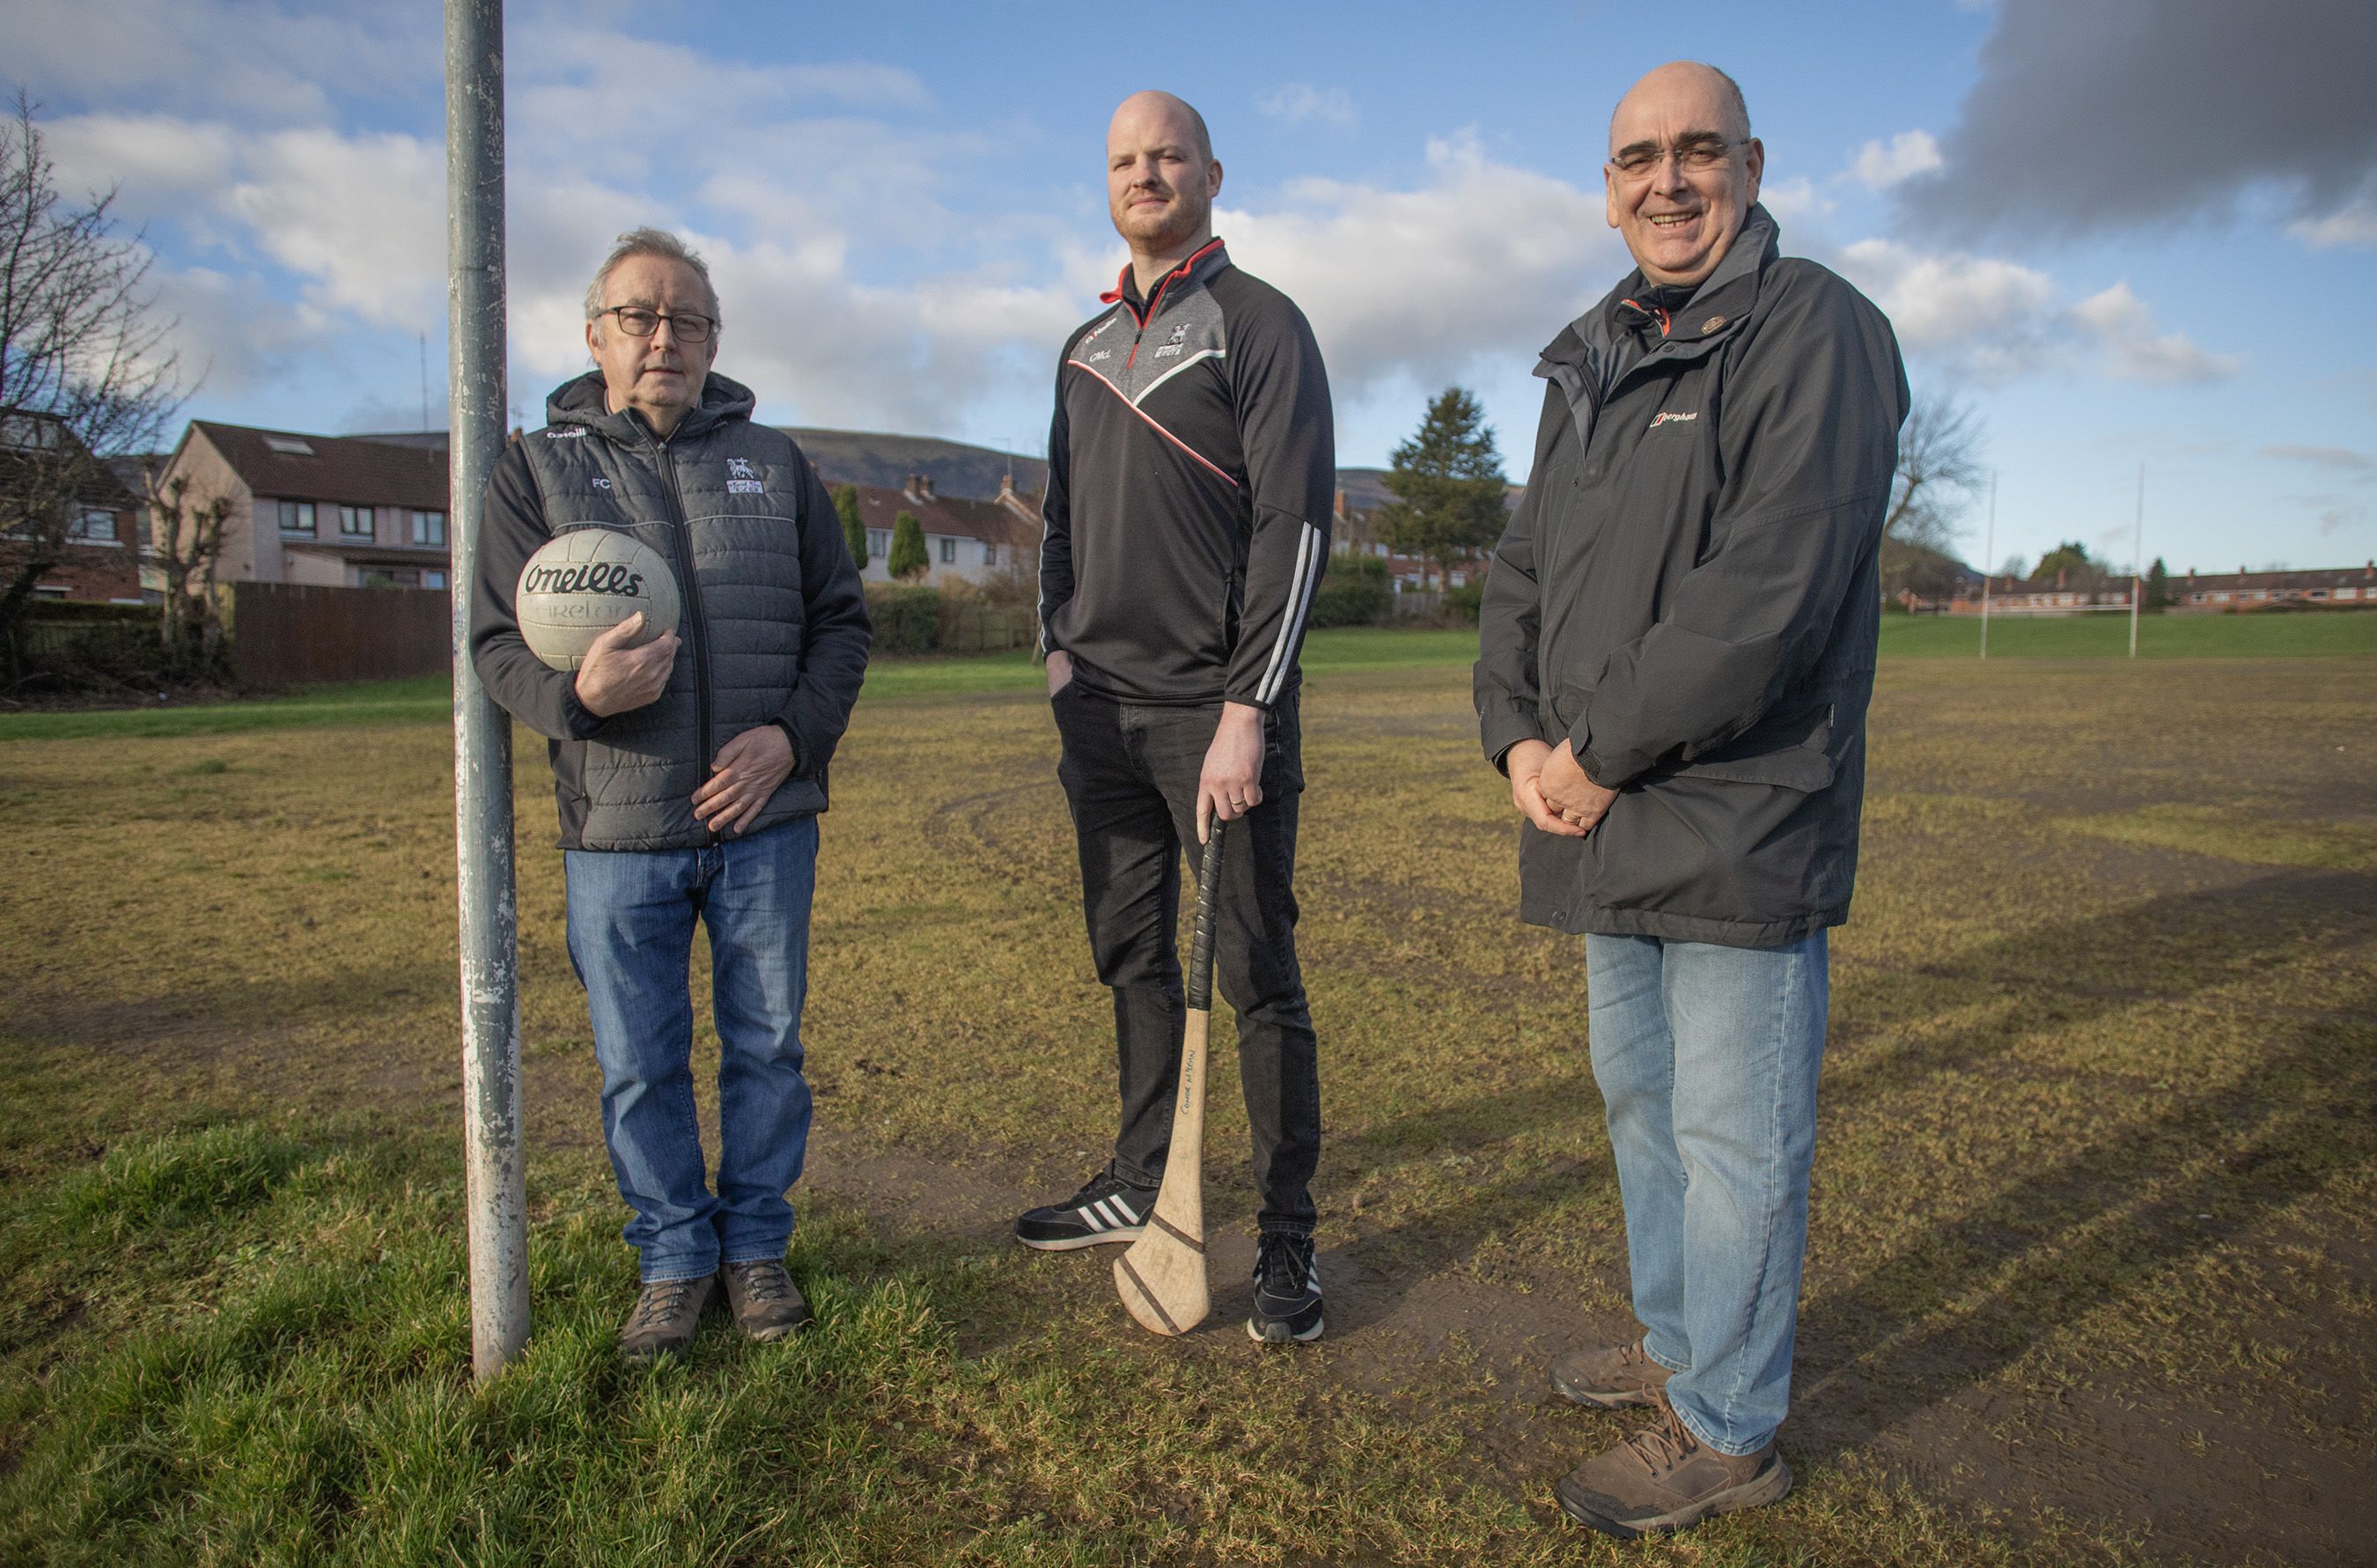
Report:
918,474,935,500
2056,567,2066,589
998,470,1015,501
902,473,920,502
1333,488,1348,521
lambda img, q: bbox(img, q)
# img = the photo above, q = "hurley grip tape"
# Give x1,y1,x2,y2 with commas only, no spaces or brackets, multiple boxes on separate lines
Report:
1188,821,1225,1012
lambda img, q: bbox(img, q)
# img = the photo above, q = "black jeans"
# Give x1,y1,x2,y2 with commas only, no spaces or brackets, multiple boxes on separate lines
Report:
1050,684,1321,1233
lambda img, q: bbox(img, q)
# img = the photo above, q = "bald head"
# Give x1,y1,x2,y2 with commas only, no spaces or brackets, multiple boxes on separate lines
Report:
1111,90,1212,164
1610,61,1751,149
1106,91,1223,284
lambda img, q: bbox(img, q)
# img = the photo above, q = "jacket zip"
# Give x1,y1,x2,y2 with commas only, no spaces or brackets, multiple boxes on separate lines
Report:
1121,237,1222,367
651,430,716,843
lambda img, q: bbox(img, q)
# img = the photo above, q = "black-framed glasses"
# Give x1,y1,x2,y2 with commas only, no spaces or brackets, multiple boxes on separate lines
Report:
598,306,717,343
1607,136,1748,179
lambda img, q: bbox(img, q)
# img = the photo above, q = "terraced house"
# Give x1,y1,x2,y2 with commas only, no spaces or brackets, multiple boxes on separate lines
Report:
846,472,1039,586
152,423,453,591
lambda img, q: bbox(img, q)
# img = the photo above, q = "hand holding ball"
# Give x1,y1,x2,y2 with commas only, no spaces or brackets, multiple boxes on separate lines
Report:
515,530,684,716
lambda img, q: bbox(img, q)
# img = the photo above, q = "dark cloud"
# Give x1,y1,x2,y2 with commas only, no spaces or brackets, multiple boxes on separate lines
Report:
1895,0,2377,241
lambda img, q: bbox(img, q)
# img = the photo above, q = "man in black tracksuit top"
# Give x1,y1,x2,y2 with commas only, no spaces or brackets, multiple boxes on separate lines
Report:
1019,91,1337,1344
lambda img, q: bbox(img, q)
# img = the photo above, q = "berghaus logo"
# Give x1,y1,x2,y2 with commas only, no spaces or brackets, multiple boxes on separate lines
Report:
1648,410,1699,430
524,561,646,597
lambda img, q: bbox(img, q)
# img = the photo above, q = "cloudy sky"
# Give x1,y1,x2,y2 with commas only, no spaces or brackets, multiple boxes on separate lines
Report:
16,0,2375,575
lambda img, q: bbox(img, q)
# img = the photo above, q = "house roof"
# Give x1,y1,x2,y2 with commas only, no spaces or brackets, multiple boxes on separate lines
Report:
2170,564,2377,592
189,421,450,511
0,410,142,508
849,481,1038,547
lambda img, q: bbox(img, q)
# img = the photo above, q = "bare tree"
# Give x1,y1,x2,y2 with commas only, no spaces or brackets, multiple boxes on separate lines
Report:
1880,393,1986,604
145,464,230,667
0,93,187,642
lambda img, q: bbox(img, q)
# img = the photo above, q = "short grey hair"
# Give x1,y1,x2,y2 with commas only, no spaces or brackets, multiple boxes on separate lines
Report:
584,227,721,332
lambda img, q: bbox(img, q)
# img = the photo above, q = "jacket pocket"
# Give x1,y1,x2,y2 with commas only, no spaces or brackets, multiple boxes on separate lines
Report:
1667,706,1835,792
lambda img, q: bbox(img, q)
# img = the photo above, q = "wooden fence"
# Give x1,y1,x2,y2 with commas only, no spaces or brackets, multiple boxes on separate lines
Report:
229,582,452,687
936,602,1037,653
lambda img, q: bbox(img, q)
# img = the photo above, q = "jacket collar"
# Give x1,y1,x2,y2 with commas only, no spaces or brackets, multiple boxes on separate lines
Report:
545,370,757,445
1100,235,1230,324
1539,203,1781,373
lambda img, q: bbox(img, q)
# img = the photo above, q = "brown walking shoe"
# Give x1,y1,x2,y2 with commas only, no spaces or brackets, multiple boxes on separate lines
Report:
1554,1395,1792,1539
1549,1336,1675,1409
618,1272,716,1360
721,1258,811,1341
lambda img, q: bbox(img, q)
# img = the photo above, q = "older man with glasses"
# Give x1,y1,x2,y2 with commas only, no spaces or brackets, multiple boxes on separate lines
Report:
471,227,871,1358
1475,63,1908,1535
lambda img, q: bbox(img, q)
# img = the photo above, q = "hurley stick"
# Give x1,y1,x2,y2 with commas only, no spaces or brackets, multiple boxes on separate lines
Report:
1114,820,1227,1336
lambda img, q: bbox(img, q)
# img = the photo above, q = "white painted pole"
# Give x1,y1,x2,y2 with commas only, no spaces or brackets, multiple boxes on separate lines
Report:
1980,471,1996,660
446,0,527,1381
2130,461,2144,659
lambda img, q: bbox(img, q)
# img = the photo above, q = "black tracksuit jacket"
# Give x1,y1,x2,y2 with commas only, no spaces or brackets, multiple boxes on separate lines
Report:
1037,239,1336,708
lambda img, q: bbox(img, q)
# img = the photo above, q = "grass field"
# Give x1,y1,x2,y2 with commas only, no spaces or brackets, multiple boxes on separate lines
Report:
6,613,2366,746
2,625,2372,1564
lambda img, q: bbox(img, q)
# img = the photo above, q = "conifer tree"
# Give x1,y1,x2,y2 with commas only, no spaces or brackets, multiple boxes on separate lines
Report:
1374,387,1506,590
887,510,930,581
833,483,866,569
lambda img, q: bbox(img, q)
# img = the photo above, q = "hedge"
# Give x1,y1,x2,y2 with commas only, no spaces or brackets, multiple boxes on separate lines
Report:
1310,553,1391,629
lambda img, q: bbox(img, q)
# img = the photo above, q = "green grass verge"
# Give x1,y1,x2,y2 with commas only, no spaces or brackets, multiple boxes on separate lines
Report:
9,615,2369,744
1877,608,2377,659
0,1116,2145,1567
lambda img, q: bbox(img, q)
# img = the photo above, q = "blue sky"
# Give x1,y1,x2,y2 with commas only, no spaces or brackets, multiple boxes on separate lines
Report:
17,0,2375,576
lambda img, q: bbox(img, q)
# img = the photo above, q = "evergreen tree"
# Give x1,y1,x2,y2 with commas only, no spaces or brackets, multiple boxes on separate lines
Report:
887,510,930,581
833,483,866,569
2034,540,2092,578
1374,387,1507,590
2145,556,2171,611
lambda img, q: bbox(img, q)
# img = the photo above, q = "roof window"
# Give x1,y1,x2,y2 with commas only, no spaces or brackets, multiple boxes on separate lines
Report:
262,434,315,456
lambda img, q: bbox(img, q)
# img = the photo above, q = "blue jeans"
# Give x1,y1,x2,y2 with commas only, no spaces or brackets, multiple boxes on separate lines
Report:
563,816,818,1283
1586,931,1829,1455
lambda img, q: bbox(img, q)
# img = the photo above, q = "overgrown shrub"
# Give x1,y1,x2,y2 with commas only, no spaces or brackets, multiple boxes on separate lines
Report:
865,585,941,654
1310,553,1391,629
1443,580,1483,625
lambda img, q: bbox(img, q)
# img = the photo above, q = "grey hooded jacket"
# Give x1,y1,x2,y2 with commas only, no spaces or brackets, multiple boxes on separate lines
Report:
471,372,871,852
1475,208,1909,948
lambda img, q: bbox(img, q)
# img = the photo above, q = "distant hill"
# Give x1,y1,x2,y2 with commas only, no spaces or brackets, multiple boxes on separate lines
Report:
339,427,1537,518
783,428,1046,501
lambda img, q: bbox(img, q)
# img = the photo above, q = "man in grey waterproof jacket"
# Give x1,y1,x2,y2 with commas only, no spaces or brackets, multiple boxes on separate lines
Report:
470,228,870,1358
1474,64,1908,1537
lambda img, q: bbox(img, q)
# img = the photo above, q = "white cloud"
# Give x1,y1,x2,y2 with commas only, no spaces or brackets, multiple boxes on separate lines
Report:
1835,238,2055,379
148,264,313,397
2260,444,2373,475
223,129,445,328
43,113,239,206
1260,85,1358,130
1759,176,1836,224
10,0,434,122
1850,130,1943,190
2068,283,2244,384
1835,242,2241,387
1221,133,1628,396
2288,186,2377,250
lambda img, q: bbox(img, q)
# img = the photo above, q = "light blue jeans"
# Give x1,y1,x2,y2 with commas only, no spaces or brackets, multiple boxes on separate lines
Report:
563,816,818,1283
1586,930,1829,1455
